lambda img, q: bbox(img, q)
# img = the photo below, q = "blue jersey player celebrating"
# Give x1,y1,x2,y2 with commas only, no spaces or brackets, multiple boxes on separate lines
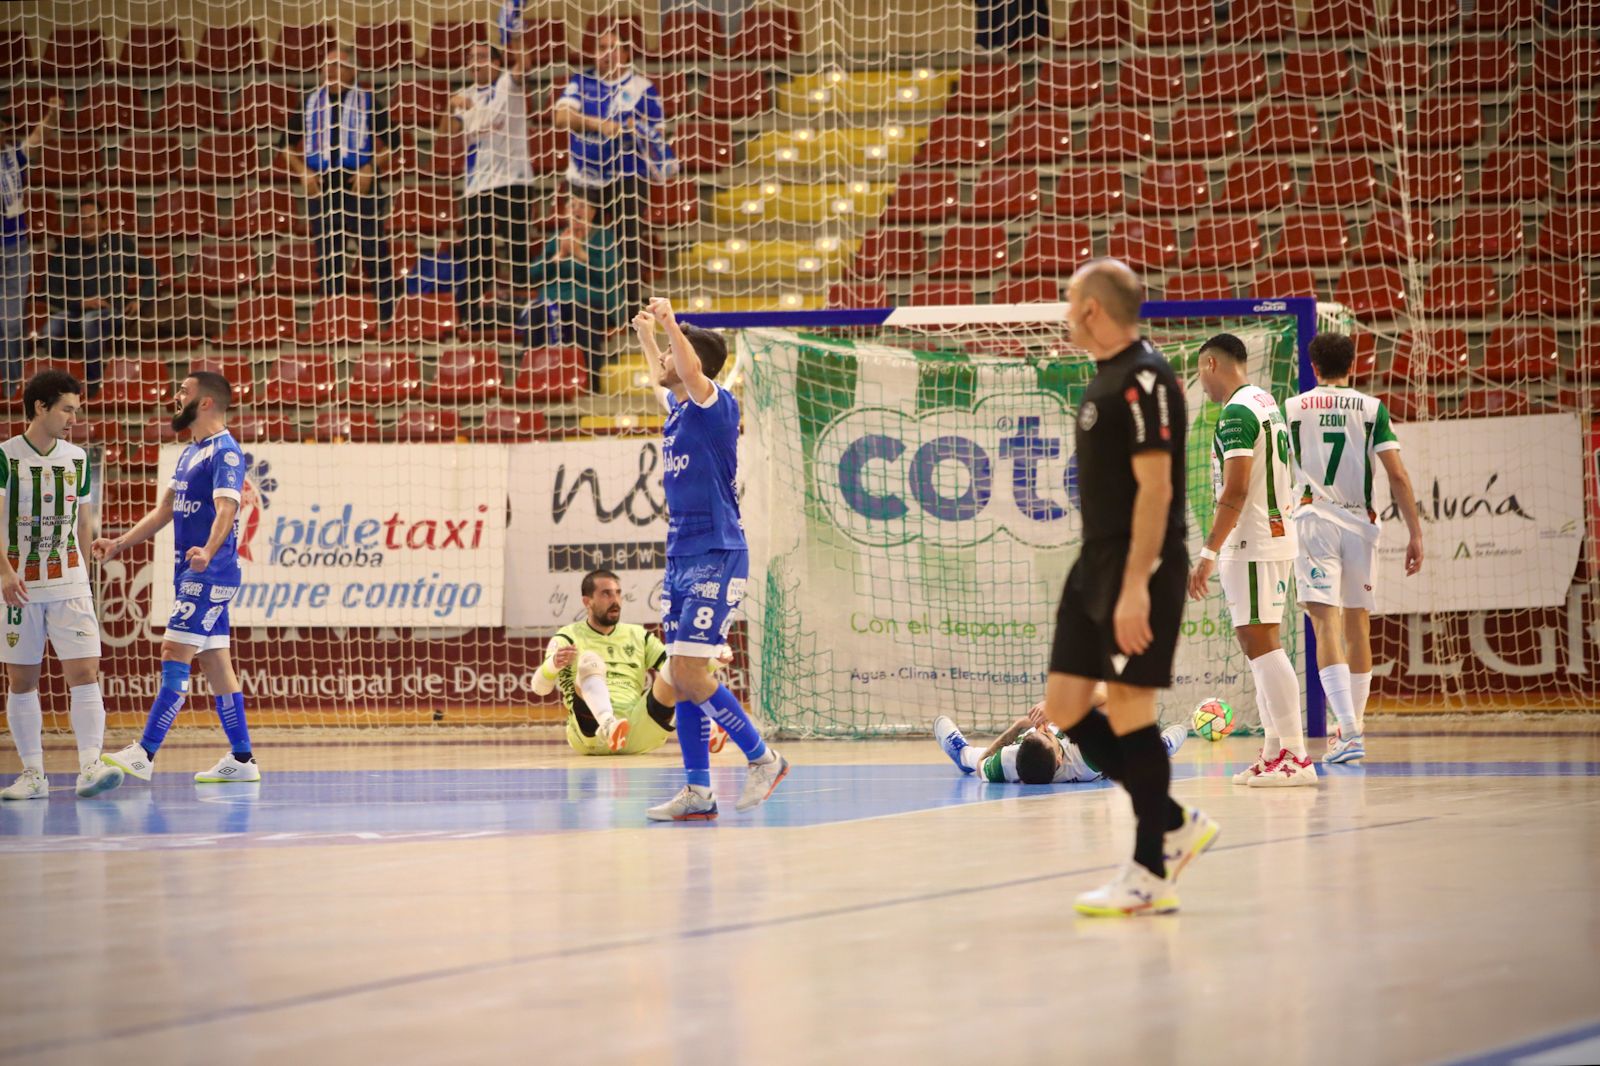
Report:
95,371,257,784
634,297,788,821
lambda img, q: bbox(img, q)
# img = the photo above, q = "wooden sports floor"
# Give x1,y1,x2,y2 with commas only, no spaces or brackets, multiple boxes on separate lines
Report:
2,717,1597,1066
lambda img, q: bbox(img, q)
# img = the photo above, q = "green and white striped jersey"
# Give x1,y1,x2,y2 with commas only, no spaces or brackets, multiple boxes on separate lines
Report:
1209,384,1298,563
1283,385,1400,543
0,435,93,602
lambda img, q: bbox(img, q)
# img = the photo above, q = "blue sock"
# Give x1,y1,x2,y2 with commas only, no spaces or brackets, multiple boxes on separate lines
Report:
700,685,768,763
138,660,192,757
216,692,251,758
675,700,712,789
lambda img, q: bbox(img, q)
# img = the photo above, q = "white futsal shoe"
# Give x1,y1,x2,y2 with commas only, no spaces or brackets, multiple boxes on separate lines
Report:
736,750,790,812
1247,749,1319,788
1163,807,1220,882
1232,749,1275,784
76,761,124,798
195,753,260,784
934,715,976,774
1,767,49,800
646,785,719,822
102,743,154,781
1323,731,1366,765
1075,863,1180,918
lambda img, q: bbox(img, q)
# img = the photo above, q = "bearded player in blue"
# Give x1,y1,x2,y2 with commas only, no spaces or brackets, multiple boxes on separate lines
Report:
634,297,789,821
95,371,257,784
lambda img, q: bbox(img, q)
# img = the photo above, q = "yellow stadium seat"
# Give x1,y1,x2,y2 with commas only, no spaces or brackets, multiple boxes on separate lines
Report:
778,70,959,115
578,413,667,434
679,294,827,313
600,356,657,397
743,126,927,169
710,182,892,224
679,237,859,282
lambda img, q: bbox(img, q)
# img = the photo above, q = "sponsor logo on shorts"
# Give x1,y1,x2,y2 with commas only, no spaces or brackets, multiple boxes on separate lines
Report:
690,580,721,599
180,581,204,597
202,605,224,631
1309,566,1326,580
726,577,747,605
208,584,237,603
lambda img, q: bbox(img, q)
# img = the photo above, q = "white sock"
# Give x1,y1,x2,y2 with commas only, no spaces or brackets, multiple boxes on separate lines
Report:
577,674,616,728
1251,649,1306,759
958,745,981,772
69,683,106,766
6,690,44,773
1318,664,1357,737
1248,661,1280,757
1351,672,1372,732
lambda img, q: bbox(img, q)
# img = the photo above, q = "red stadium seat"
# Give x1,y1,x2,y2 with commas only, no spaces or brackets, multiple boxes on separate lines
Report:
1139,0,1215,43
392,186,456,236
1505,92,1578,146
1013,222,1092,276
0,32,29,80
220,188,306,239
1216,159,1296,211
146,189,218,239
71,84,142,132
1106,219,1178,271
518,19,572,66
194,26,262,73
1331,99,1400,152
472,408,546,442
1353,209,1437,263
230,413,298,444
1386,0,1460,34
1046,167,1127,217
153,85,224,131
1302,0,1376,38
36,28,107,78
1162,107,1240,158
1081,109,1155,160
215,294,298,348
354,22,414,70
1055,0,1130,46
1561,148,1600,201
1388,330,1468,383
1184,218,1262,268
1424,265,1501,316
112,26,187,77
424,348,501,403
270,25,334,72
1133,162,1212,214
828,282,888,308
1164,273,1235,301
193,133,259,185
1481,326,1558,382
699,70,769,120
302,295,382,344
1215,0,1297,41
1245,104,1322,153
1335,266,1409,321
99,359,166,409
1464,0,1542,29
1386,151,1464,204
266,241,318,294
1300,156,1378,208
581,15,649,60
261,353,336,406
673,122,733,174
907,281,974,306
1437,41,1517,92
729,7,802,60
928,225,1009,278
1194,52,1269,101
185,243,258,296
347,353,421,403
1533,209,1600,260
916,116,995,166
850,230,926,278
962,168,1040,221
883,171,960,224
1411,97,1483,149
225,82,297,132
312,410,380,443
660,10,722,61
503,347,587,403
1002,110,1077,163
990,279,1061,304
390,81,449,127
1474,149,1551,203
117,134,183,187
384,409,461,444
391,292,459,342
1363,44,1430,96
39,138,102,188
647,181,700,227
1450,208,1522,260
422,21,486,70
1275,50,1350,98
1034,60,1105,108
1271,212,1349,266
1118,55,1186,104
1530,40,1600,90
1373,390,1437,422
949,64,1026,114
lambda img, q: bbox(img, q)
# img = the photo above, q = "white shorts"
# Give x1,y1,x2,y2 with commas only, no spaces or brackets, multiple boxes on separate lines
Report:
0,595,102,665
1218,558,1293,628
1295,517,1378,611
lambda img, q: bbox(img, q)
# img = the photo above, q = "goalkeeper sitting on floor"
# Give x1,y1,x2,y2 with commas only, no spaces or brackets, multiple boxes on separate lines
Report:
534,568,726,756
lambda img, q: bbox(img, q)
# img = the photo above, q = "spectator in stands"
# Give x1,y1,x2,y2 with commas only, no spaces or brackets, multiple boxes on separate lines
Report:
43,199,155,395
279,49,397,326
447,43,537,334
552,28,676,310
519,196,623,385
1,97,62,397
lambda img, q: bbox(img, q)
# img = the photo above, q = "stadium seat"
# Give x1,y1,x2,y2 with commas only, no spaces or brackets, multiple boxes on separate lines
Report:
1474,149,1551,202
1185,218,1262,268
1373,389,1437,421
1245,104,1322,153
1193,52,1269,102
1572,325,1600,378
1386,151,1464,204
215,294,298,347
1002,110,1077,163
36,27,107,78
187,356,258,403
1215,0,1297,40
390,81,449,127
1533,209,1600,260
1118,55,1187,103
660,9,723,61
729,7,802,60
39,138,101,188
1081,109,1155,160
916,116,994,166
961,168,1040,221
652,71,690,120
1046,167,1126,216
1215,159,1296,211
907,282,974,306
1335,266,1409,320
220,188,306,239
1450,208,1522,260
1164,273,1235,301
1438,40,1517,92
230,413,298,444
224,81,297,132
1353,209,1437,263
1411,97,1483,149
1271,212,1349,266
1055,0,1131,46
699,70,770,120
1133,162,1212,214
518,19,572,65
422,20,486,69
1530,40,1600,90
990,279,1061,304
98,359,166,409
112,25,188,77
1560,148,1600,201
269,25,334,72
1481,326,1558,382
1505,92,1578,146
116,134,183,187
260,353,336,406
392,292,458,342
0,32,29,80
194,25,262,73
311,410,380,443
883,171,960,224
949,64,1026,114
1139,0,1215,43
1275,51,1350,98
1387,0,1461,34
347,353,420,404
302,295,382,344
850,230,926,278
581,14,649,60
72,83,141,132
146,189,218,239
1424,264,1502,316
193,133,259,185
648,180,700,227
392,186,457,236
1106,219,1178,271
1363,44,1430,96
1162,106,1240,158
673,122,734,174
185,243,258,296
1253,269,1319,300
1463,0,1542,28
1455,388,1548,418
1300,156,1378,208
1302,0,1376,38
928,225,1009,277
1013,222,1092,276
1331,99,1400,152
354,22,414,70
424,348,502,403
1388,329,1468,383
503,347,587,403
25,188,61,237
266,240,319,294
828,282,888,308
1034,60,1105,108
472,408,546,442
383,409,461,444
153,85,224,131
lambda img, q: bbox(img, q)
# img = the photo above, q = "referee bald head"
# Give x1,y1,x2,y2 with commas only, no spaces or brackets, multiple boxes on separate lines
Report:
1066,259,1145,362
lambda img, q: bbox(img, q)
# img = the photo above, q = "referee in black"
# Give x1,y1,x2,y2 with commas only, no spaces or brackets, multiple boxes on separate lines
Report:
1045,259,1220,917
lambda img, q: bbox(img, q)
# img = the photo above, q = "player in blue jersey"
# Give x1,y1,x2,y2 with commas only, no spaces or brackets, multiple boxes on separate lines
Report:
634,297,788,821
94,371,257,784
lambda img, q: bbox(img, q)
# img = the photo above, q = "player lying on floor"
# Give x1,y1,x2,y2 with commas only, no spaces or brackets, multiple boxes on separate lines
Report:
532,568,727,756
935,685,1187,784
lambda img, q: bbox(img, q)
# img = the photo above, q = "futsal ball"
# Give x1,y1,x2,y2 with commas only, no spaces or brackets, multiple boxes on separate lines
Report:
1192,698,1236,741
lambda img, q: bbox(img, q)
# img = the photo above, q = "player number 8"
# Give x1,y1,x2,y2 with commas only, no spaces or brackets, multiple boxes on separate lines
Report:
692,606,716,630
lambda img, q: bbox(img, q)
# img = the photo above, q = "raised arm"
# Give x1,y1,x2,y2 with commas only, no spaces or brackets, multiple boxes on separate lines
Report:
1378,449,1424,576
22,97,61,155
647,297,715,404
980,718,1033,762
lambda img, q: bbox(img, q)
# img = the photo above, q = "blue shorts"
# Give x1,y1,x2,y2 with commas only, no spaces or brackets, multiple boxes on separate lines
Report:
661,550,747,659
166,576,238,651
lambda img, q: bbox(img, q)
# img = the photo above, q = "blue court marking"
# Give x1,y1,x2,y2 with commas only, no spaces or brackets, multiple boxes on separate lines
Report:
1442,1018,1600,1066
1,761,1595,852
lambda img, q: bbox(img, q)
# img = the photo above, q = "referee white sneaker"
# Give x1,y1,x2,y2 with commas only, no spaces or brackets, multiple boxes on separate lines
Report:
195,753,260,784
102,742,154,781
76,761,124,798
736,750,789,812
1,768,49,800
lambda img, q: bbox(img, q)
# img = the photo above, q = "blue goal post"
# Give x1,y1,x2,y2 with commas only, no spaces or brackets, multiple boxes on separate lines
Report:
683,296,1329,738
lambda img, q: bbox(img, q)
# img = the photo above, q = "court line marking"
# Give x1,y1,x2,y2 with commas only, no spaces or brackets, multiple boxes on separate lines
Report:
0,814,1435,1059
1440,1017,1600,1066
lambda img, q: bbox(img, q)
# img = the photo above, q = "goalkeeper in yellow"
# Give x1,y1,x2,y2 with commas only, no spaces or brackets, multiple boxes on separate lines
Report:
533,568,724,756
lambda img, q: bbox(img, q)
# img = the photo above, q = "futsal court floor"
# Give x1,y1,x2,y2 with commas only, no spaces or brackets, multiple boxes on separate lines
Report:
1,716,1597,1066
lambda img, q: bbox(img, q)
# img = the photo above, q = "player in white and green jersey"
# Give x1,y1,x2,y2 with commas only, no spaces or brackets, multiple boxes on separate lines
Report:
1188,333,1315,787
1284,333,1424,764
0,370,123,801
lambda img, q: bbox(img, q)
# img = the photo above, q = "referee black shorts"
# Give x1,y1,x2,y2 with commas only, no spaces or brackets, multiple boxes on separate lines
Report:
1049,540,1188,688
